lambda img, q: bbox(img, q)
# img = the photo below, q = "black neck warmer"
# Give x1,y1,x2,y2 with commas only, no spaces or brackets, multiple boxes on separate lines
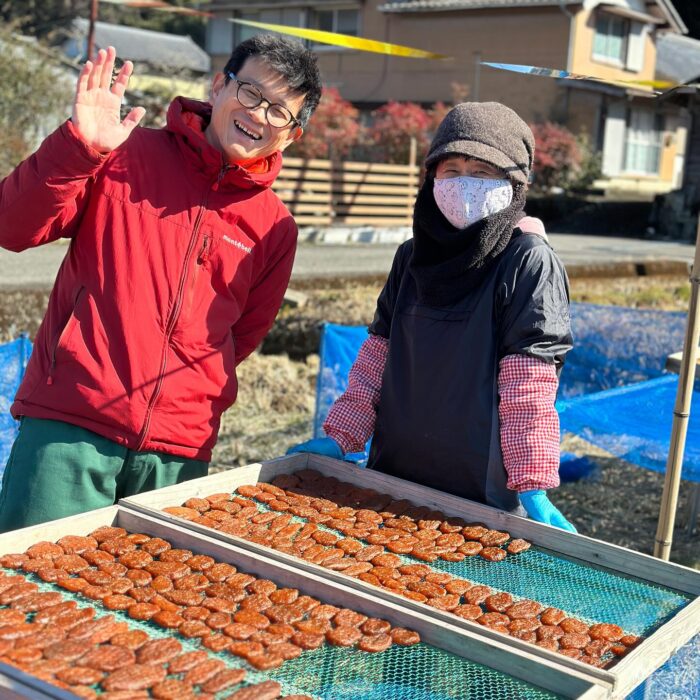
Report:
408,176,526,307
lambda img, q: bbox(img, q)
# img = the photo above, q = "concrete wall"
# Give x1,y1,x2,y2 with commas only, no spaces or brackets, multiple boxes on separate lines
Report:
313,3,572,124
563,88,605,144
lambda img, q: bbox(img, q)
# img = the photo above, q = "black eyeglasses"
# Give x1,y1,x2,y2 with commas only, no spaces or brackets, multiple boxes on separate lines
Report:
227,72,300,129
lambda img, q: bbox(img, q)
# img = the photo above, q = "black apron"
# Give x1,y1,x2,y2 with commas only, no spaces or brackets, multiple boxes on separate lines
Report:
367,231,573,512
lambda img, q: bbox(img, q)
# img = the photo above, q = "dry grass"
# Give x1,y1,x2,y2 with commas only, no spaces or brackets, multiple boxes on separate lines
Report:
569,274,691,311
0,290,50,344
212,352,318,469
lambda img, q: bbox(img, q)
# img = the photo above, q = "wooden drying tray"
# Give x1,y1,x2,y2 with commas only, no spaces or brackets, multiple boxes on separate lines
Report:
0,506,604,700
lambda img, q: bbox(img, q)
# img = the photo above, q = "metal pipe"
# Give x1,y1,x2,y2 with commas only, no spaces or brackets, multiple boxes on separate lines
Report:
473,51,481,102
558,0,575,72
654,214,700,560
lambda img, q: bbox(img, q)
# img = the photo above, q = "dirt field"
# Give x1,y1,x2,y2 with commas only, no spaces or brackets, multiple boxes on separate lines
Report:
1,273,697,568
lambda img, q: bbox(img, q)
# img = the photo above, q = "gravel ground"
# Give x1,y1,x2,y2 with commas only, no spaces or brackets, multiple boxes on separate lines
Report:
1,274,697,568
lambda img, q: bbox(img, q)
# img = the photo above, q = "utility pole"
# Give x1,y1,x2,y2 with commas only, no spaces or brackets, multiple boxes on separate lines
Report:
473,51,481,102
87,0,99,61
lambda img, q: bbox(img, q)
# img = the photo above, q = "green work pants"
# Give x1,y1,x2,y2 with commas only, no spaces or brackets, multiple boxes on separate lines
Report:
0,417,208,533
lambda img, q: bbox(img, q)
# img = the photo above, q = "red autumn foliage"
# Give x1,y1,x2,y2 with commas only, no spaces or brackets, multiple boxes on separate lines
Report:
288,91,466,167
287,87,361,160
367,101,433,165
530,122,582,189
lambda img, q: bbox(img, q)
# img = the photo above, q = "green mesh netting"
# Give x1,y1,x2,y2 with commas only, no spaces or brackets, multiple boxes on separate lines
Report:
425,547,690,635
249,500,691,638
271,642,562,700
2,567,562,700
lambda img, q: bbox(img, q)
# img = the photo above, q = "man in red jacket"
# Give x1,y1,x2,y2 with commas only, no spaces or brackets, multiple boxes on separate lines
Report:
0,35,322,531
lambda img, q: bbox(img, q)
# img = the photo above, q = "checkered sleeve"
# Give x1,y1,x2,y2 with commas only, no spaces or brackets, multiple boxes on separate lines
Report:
323,333,389,454
498,353,561,492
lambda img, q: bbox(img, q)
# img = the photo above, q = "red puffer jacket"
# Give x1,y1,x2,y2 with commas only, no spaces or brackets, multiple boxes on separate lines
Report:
0,98,297,461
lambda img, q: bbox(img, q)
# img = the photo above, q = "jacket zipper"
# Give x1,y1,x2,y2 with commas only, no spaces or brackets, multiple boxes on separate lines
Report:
47,287,85,386
135,173,222,450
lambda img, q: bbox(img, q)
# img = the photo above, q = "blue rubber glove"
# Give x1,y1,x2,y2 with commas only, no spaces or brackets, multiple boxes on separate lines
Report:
519,490,577,533
286,437,343,460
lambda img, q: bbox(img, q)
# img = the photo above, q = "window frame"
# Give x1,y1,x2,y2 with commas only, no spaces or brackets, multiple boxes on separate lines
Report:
232,8,308,46
309,6,361,50
622,107,663,176
592,11,630,67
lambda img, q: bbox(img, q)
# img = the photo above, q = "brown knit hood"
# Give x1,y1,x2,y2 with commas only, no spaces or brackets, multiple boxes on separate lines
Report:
425,102,535,186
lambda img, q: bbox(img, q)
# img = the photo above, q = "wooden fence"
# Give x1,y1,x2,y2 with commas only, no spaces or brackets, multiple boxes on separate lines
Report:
273,155,420,227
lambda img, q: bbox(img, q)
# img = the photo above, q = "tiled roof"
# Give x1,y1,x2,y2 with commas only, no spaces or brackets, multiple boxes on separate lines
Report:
656,33,700,84
378,0,577,12
378,0,687,32
71,18,210,73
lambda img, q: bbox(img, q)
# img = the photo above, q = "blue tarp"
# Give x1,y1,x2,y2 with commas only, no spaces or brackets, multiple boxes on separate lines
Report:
313,323,369,440
628,632,699,700
558,375,700,482
314,303,687,418
314,323,371,464
560,303,686,399
0,336,31,476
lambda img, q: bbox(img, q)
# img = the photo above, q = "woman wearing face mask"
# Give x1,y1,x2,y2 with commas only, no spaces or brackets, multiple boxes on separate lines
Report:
289,102,575,532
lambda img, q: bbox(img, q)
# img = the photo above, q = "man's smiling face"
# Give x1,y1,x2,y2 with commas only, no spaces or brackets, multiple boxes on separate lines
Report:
206,56,305,163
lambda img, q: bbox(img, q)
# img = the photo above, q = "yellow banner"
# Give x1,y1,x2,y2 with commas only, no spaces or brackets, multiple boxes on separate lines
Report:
230,18,449,60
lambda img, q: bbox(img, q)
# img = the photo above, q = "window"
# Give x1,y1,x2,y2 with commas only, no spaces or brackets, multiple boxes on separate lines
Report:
233,9,305,46
624,109,662,175
228,6,359,50
593,13,629,65
311,8,360,41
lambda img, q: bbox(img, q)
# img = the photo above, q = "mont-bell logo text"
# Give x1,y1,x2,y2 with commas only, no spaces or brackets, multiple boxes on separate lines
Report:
223,235,252,254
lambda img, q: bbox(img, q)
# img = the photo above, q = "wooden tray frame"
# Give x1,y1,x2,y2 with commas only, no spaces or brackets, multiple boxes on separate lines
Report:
121,454,700,699
0,506,604,700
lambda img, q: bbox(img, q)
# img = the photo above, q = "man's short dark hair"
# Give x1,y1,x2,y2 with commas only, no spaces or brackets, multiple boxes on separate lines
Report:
224,34,322,128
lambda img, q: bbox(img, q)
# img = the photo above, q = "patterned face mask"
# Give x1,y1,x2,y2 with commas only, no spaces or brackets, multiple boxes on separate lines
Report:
433,176,513,229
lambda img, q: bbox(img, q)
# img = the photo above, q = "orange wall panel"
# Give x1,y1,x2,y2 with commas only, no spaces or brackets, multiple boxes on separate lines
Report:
569,7,657,88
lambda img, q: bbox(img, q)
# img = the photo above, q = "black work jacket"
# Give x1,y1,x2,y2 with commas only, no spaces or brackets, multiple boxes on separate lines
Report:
367,230,573,512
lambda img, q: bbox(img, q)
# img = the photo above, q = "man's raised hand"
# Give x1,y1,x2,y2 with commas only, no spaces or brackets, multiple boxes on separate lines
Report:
72,46,146,154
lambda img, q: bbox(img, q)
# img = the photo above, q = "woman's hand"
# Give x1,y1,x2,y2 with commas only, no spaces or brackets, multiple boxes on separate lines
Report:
519,490,577,533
